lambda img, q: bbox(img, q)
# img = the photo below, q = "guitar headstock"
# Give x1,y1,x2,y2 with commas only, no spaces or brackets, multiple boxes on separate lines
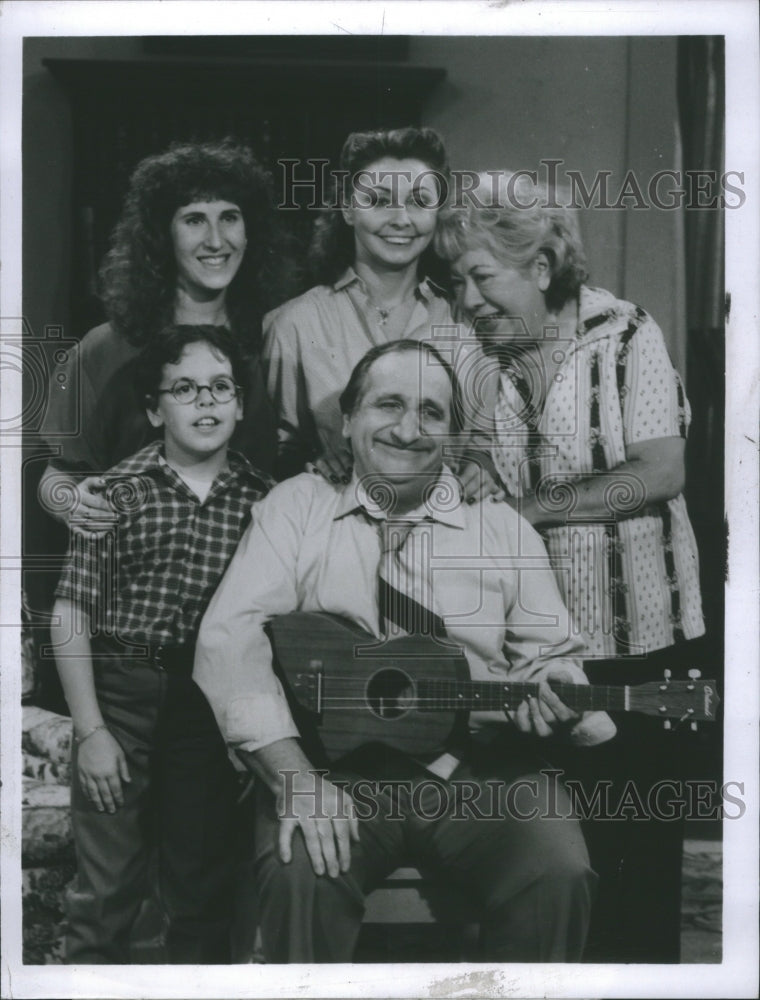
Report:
627,677,720,724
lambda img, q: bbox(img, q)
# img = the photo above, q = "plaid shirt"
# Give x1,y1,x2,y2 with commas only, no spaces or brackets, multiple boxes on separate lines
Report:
55,441,273,645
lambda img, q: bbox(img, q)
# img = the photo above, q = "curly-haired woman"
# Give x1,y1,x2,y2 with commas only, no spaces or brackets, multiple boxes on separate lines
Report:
39,138,293,528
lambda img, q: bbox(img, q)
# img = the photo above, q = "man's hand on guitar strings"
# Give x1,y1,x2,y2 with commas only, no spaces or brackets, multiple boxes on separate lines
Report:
513,671,580,738
277,769,360,879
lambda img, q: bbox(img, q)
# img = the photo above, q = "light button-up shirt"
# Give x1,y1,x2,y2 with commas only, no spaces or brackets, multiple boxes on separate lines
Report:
194,469,602,756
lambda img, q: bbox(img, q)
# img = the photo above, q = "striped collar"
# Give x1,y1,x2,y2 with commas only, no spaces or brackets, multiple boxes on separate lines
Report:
576,285,635,343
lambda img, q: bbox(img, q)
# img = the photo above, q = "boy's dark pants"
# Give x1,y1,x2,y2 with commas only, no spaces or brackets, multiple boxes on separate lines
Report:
65,637,238,964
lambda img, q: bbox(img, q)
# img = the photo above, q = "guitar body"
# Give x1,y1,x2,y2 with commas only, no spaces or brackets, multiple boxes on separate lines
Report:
269,612,470,761
268,612,719,764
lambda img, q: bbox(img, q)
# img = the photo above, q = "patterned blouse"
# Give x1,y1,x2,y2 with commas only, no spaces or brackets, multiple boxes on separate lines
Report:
491,285,705,659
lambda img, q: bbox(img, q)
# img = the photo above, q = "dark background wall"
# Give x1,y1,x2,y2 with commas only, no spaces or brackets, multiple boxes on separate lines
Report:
23,35,687,362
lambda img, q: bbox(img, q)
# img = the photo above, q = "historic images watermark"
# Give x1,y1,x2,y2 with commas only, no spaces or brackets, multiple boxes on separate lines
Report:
277,157,746,211
278,768,746,824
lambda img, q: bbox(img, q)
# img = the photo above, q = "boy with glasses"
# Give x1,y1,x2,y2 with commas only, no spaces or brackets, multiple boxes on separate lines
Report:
51,324,272,964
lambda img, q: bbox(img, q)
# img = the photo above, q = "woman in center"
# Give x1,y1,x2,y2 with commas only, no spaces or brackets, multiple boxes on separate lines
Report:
263,126,495,498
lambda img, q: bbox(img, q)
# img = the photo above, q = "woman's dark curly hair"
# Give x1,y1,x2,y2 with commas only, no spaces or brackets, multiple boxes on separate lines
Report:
308,126,451,287
100,139,297,347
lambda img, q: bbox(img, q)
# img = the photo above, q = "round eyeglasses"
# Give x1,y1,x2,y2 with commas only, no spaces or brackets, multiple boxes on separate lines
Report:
157,377,241,405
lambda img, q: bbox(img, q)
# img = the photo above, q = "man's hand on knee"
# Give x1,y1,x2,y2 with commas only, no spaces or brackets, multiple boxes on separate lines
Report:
277,769,359,878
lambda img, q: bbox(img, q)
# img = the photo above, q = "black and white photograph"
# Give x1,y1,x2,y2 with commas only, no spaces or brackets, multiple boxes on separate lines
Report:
1,2,758,998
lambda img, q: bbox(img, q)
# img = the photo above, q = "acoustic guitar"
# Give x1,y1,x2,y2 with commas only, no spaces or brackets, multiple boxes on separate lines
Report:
269,612,720,762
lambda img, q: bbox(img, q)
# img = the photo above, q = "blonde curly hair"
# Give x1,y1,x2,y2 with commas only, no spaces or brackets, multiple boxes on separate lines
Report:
435,171,588,311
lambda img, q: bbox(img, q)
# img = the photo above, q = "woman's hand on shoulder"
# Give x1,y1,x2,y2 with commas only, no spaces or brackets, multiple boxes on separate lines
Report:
310,450,353,485
71,477,120,533
458,457,504,504
39,466,118,534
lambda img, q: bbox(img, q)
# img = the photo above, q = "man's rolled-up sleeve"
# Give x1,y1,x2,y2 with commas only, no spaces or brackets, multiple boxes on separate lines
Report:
193,486,304,753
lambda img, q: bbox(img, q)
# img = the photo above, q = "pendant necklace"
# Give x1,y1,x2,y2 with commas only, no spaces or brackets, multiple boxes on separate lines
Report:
368,291,417,327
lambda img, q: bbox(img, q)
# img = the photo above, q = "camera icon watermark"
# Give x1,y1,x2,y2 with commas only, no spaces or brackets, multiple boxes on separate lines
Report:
0,316,81,440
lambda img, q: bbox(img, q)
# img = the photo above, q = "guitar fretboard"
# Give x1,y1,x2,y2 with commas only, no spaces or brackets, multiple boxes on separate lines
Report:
415,680,628,713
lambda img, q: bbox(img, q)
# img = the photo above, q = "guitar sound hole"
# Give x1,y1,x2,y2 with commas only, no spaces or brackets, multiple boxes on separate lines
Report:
366,669,415,720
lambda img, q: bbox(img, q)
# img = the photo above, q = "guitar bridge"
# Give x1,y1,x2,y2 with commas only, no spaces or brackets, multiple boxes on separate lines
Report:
293,660,324,717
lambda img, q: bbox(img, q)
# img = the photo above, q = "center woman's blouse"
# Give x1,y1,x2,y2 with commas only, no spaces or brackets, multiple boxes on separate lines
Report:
262,269,458,475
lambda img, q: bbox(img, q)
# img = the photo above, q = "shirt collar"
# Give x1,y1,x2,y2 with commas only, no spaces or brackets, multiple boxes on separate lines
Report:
332,266,446,303
334,464,465,529
107,440,164,477
107,440,269,490
576,285,630,343
225,448,273,486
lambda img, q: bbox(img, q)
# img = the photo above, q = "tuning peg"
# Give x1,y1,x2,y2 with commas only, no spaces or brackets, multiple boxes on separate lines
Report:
686,668,702,691
690,721,698,732
663,669,672,680
663,719,672,730
660,668,672,691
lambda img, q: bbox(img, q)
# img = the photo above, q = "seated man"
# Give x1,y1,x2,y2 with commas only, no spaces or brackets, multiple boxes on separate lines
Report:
194,339,612,963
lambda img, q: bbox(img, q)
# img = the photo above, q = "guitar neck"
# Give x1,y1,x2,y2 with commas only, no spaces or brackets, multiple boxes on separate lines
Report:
417,679,628,713
270,612,719,732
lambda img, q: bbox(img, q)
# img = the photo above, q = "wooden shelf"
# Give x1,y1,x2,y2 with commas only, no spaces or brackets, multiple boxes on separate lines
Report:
43,56,446,101
43,53,446,334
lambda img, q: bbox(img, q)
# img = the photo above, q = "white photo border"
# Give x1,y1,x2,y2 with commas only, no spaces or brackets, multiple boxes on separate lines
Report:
1,2,758,998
